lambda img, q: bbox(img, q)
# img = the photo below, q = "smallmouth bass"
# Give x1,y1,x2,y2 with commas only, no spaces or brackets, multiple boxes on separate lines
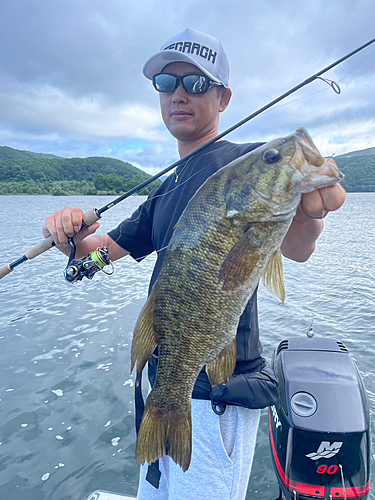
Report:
131,128,343,471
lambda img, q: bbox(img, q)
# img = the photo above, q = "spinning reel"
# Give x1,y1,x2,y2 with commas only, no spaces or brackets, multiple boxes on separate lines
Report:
64,237,114,283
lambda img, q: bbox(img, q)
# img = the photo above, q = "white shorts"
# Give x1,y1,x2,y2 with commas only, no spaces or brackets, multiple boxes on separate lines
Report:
137,399,261,500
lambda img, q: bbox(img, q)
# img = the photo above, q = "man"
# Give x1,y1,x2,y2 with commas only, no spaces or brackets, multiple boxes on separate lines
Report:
43,28,346,500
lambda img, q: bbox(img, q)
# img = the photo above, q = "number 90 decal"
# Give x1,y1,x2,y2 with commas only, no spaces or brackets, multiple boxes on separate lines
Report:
317,465,338,475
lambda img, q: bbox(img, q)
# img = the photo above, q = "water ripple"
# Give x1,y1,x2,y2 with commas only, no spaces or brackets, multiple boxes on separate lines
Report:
0,194,374,499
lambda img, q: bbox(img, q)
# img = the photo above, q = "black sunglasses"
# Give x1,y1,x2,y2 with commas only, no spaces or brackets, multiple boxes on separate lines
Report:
152,73,222,94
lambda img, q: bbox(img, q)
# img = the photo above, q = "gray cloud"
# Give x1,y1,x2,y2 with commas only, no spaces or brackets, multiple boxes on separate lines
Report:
0,0,374,171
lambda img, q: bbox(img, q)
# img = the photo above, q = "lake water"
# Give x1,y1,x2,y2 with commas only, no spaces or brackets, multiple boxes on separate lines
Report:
0,193,374,500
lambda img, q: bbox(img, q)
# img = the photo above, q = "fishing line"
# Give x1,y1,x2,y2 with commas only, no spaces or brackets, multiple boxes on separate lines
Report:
335,48,375,84
133,244,170,263
255,87,329,111
240,91,328,144
315,127,339,160
306,317,314,338
240,81,339,144
320,184,331,220
242,47,374,149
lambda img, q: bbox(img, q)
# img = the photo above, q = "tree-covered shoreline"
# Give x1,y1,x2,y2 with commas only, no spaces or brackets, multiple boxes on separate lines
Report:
333,152,375,192
0,146,161,195
1,145,374,195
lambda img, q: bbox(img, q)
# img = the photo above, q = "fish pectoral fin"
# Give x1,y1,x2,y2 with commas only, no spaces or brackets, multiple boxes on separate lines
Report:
262,249,286,303
218,226,262,291
131,288,158,384
206,337,237,387
136,398,192,472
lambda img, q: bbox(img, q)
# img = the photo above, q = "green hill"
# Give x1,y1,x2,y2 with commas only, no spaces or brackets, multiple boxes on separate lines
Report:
0,146,161,195
336,147,375,158
0,144,374,195
334,147,375,192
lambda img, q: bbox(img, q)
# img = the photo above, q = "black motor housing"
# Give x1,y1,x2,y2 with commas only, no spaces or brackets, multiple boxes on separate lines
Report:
269,337,370,499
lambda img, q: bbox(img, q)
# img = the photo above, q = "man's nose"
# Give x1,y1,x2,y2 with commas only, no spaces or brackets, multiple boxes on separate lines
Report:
172,81,188,103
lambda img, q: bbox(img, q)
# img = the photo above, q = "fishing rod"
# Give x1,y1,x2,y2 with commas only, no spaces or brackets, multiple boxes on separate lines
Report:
1,35,375,281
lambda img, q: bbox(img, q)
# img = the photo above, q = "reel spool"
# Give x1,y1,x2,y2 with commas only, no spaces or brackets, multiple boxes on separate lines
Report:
64,238,114,283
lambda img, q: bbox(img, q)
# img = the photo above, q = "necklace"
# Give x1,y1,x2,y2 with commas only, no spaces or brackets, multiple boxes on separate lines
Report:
175,155,194,183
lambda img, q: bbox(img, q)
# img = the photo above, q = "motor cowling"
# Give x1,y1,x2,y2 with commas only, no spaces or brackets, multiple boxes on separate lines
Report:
269,337,371,499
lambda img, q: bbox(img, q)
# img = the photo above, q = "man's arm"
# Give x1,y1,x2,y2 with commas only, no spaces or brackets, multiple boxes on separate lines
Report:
281,183,346,262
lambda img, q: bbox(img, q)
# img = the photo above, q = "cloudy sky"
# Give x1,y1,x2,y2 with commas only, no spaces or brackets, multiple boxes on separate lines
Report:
1,0,374,174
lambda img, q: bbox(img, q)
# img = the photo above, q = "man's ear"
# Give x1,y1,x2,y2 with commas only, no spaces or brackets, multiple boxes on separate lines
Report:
219,87,232,112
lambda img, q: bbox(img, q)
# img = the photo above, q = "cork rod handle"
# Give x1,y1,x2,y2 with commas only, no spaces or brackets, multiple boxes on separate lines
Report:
0,264,12,280
26,209,101,260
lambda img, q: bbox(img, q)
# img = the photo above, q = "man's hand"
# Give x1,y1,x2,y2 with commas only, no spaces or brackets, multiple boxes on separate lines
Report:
281,181,346,262
42,206,101,257
42,206,129,262
42,206,100,247
293,183,346,225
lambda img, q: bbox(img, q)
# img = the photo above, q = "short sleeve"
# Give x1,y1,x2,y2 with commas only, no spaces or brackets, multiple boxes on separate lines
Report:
107,192,156,262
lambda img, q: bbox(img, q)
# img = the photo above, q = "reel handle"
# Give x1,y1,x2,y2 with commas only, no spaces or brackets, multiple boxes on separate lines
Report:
0,208,101,280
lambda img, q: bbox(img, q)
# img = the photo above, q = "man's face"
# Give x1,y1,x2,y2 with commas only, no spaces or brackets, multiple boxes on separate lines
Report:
158,62,231,143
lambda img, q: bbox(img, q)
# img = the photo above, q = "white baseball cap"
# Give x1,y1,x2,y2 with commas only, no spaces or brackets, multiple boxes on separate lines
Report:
142,28,230,87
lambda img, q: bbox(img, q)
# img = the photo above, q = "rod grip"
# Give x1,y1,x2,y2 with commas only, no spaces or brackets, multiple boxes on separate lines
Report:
0,264,12,279
25,208,101,260
82,208,101,226
25,235,55,259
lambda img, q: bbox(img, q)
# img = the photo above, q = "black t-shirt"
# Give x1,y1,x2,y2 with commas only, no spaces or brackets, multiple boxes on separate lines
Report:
108,140,266,399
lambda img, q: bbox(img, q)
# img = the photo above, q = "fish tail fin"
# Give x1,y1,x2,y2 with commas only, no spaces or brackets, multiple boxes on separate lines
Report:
136,397,192,472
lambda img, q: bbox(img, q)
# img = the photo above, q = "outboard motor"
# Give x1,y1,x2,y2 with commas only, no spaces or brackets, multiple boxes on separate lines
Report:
269,337,370,499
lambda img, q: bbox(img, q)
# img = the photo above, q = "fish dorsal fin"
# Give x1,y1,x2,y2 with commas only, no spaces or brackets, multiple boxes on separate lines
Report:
206,337,237,387
262,249,285,303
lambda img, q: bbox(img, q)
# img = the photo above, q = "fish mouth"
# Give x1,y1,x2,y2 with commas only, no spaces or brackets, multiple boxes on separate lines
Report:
294,128,344,192
295,128,325,167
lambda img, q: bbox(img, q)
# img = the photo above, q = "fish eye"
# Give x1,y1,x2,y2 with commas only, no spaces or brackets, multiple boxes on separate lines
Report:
263,149,281,164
